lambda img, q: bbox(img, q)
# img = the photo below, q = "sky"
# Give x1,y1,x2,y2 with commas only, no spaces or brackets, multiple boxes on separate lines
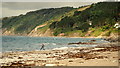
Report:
1,0,119,18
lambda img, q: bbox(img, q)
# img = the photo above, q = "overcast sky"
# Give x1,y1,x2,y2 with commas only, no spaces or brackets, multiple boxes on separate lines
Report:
1,0,118,18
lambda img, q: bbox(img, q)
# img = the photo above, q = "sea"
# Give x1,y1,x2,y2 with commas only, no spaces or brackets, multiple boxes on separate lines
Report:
1,36,109,52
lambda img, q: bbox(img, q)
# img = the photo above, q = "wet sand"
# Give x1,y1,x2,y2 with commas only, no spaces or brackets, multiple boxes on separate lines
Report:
0,42,119,67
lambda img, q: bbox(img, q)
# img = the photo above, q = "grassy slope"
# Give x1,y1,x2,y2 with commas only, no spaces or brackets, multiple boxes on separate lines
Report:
28,8,78,36
2,7,75,35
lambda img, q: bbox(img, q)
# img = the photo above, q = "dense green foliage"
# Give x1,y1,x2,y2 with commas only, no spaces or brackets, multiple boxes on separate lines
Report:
50,2,120,36
2,7,75,34
2,2,120,37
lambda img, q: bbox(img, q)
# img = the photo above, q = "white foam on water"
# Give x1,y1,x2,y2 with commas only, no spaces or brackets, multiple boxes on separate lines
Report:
51,43,56,45
5,51,13,53
91,45,98,47
38,43,50,46
52,47,69,50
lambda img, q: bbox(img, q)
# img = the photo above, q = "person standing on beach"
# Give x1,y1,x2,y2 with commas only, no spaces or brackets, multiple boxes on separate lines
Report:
40,44,45,50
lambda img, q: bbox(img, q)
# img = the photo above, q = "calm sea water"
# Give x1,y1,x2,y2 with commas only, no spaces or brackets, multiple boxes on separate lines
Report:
2,36,108,52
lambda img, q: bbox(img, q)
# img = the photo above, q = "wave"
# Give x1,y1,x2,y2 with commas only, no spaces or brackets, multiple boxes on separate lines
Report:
52,47,69,50
36,43,57,46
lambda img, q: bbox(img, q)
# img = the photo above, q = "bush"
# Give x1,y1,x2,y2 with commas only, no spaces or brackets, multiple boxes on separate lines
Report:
101,25,110,31
103,31,111,36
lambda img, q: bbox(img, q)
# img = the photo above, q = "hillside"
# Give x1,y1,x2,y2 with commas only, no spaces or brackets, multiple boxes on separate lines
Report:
49,2,120,37
2,2,120,38
2,7,75,35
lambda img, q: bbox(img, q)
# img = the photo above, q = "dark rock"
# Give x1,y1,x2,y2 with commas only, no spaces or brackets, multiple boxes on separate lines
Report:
90,40,96,42
68,42,97,45
18,57,23,59
69,60,73,62
10,62,24,66
104,36,120,42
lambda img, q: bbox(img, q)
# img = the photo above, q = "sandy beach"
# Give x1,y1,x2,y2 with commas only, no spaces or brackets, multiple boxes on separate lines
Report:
0,42,119,67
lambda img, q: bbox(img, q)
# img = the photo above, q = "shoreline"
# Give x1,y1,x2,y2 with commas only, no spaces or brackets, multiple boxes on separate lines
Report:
2,35,104,39
1,42,119,66
1,41,114,53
